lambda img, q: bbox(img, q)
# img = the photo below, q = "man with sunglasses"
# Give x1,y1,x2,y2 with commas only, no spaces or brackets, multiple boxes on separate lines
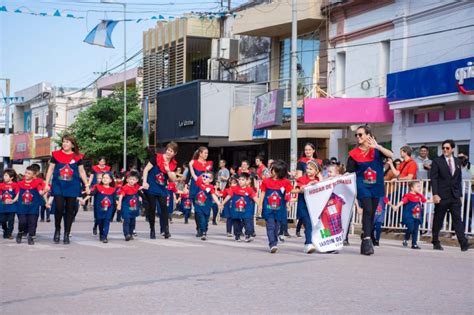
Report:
430,139,471,251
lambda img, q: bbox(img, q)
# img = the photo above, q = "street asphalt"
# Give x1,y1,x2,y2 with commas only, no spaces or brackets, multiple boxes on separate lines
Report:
1,210,473,314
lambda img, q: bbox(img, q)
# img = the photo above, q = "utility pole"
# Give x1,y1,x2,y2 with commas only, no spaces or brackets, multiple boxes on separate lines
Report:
290,0,298,173
0,79,11,135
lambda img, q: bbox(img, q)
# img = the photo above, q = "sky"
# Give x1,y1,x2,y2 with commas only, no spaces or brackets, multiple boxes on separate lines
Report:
0,0,248,96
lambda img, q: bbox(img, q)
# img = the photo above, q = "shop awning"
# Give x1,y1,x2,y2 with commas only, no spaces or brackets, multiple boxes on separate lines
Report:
304,98,393,126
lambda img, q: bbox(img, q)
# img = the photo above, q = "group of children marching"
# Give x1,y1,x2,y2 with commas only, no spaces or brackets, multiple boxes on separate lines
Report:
1,157,433,253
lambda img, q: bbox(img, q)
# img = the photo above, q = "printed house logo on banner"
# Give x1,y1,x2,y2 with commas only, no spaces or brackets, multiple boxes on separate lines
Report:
304,173,356,253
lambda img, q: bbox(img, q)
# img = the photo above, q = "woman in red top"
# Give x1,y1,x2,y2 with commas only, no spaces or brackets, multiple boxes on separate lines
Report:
44,135,90,244
88,156,111,186
296,143,323,179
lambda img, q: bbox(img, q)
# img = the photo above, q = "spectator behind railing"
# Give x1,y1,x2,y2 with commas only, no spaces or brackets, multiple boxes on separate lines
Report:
415,145,432,180
392,146,418,180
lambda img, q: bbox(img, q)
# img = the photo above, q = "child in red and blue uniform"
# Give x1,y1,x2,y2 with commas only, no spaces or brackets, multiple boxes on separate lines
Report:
392,181,432,249
166,181,178,225
117,171,142,241
294,160,320,254
222,173,259,242
193,172,221,240
179,188,192,224
220,178,238,237
16,166,46,245
372,196,390,246
82,172,115,243
258,160,294,253
44,135,90,245
0,168,19,240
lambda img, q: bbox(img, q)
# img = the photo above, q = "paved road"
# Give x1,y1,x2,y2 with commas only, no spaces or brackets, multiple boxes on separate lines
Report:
1,211,473,314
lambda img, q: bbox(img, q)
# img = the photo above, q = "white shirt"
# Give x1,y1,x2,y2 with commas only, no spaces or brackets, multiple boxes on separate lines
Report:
445,155,455,176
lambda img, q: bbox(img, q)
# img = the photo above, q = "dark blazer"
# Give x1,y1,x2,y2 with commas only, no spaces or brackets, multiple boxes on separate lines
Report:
430,155,462,199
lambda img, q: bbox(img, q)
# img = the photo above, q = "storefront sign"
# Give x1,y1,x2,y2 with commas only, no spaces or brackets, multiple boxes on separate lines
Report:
253,89,284,129
10,133,35,160
178,120,195,127
35,137,51,158
24,111,32,132
387,56,474,101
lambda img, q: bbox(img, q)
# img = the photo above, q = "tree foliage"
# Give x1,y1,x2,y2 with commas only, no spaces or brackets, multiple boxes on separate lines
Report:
59,87,146,166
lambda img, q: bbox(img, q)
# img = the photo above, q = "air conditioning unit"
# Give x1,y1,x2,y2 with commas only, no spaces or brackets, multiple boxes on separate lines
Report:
218,38,239,62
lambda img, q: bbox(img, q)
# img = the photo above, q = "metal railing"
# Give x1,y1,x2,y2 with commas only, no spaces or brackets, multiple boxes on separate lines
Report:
348,179,473,236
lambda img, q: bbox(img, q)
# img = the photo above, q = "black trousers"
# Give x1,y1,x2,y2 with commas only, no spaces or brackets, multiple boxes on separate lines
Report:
54,196,77,233
146,193,168,233
18,214,39,236
360,197,379,239
432,198,467,247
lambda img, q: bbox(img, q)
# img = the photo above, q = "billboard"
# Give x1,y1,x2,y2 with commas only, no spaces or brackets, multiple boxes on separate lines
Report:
252,89,284,129
10,133,35,160
35,137,51,158
24,111,32,133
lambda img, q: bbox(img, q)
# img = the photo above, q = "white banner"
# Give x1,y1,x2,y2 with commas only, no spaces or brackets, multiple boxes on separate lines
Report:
304,173,356,252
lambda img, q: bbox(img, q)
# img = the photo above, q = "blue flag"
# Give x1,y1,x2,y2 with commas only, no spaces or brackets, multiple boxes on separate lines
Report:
83,20,119,48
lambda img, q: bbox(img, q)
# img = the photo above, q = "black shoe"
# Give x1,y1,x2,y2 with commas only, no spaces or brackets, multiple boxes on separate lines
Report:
296,232,302,238
103,238,108,243
196,231,202,238
99,236,104,242
402,240,408,247
16,232,23,244
93,226,98,235
360,239,374,255
63,235,70,245
252,232,256,237
411,244,421,250
164,232,171,239
284,232,291,237
212,221,217,225
150,230,156,239
53,230,60,243
46,218,51,222
28,236,35,245
343,240,350,246
433,243,444,251
461,243,472,252
125,235,132,241
373,240,380,246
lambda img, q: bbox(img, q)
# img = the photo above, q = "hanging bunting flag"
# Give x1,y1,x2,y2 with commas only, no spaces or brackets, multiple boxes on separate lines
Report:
150,16,157,20
83,20,119,48
66,14,75,18
159,15,165,20
0,6,7,12
53,9,61,17
14,8,22,13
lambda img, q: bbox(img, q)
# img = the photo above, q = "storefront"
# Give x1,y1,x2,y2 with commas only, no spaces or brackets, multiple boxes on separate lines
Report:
387,56,474,158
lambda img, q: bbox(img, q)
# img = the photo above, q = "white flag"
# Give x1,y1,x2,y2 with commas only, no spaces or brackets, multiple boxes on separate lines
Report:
304,173,356,252
83,20,119,48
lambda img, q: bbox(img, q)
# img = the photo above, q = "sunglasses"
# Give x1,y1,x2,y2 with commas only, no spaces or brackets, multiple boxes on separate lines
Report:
202,175,212,180
355,133,364,138
442,147,451,151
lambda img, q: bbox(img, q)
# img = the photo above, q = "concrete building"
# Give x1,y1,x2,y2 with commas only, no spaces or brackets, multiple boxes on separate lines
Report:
11,82,95,171
322,0,474,161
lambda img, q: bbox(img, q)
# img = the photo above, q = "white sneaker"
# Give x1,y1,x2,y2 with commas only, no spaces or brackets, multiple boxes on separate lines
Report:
270,246,279,254
304,244,316,254
278,235,285,242
227,233,233,238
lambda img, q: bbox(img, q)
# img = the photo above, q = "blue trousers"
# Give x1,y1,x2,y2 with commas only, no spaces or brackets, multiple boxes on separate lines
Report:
97,218,111,238
123,217,136,236
279,220,288,236
226,218,232,234
265,218,280,248
0,213,15,237
212,205,218,223
232,218,254,237
373,221,383,241
299,215,313,245
18,214,39,236
404,220,420,245
196,212,209,234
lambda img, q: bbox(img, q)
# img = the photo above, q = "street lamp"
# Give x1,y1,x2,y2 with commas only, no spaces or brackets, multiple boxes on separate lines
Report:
101,0,127,171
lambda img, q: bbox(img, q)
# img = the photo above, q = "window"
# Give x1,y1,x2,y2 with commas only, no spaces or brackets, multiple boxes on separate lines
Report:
414,113,425,124
336,51,346,96
35,116,39,134
427,111,440,122
459,107,471,119
444,109,456,120
458,144,469,155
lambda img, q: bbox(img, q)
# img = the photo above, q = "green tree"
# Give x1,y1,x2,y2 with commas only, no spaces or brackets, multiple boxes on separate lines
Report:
58,87,146,167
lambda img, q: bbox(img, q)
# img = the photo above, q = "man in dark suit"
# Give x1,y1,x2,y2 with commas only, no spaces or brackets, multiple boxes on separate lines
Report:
430,139,471,251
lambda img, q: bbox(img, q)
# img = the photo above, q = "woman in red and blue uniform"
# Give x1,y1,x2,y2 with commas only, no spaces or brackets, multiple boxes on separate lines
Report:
16,166,45,245
346,125,393,255
142,142,178,239
258,160,294,253
296,143,323,178
88,157,111,186
189,146,213,235
117,171,142,241
45,135,90,245
0,168,19,240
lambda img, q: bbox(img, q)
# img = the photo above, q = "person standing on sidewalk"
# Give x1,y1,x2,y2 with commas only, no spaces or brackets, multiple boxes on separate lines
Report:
430,139,471,252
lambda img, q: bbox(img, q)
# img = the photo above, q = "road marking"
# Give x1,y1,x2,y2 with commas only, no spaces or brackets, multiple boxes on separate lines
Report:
139,239,203,247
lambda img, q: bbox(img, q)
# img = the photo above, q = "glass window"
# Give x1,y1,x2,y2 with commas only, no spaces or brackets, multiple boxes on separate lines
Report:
279,33,320,99
444,109,456,120
427,111,440,122
414,113,425,124
459,107,471,119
